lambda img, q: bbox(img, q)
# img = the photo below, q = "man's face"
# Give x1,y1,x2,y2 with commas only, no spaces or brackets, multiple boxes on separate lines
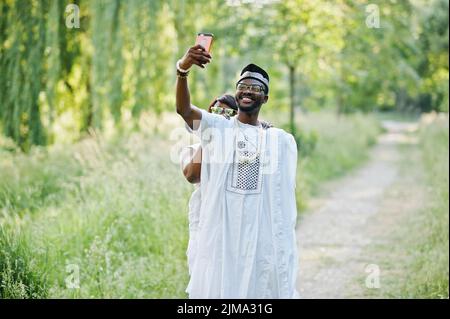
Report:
235,79,268,113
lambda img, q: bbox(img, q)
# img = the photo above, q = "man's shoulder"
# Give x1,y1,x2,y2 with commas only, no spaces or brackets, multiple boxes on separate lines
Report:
202,109,234,127
267,127,296,143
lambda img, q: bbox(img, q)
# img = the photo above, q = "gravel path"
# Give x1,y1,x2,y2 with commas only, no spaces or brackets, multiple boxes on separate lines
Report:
296,120,419,298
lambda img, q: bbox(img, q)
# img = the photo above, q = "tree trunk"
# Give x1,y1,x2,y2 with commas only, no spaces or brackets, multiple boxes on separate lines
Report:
84,67,93,132
289,64,296,136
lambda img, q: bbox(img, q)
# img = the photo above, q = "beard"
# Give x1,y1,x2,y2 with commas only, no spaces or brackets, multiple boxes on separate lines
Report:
238,102,261,113
236,93,263,114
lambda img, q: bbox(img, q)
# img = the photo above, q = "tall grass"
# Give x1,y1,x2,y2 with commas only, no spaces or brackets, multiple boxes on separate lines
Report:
0,227,48,298
400,115,449,298
0,111,381,298
1,132,192,298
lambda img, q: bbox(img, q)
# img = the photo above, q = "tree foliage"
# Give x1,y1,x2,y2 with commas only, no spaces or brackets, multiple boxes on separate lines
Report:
0,0,448,149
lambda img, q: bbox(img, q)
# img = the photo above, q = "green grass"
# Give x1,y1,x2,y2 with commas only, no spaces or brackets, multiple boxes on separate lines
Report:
1,133,192,298
400,117,449,298
0,111,382,298
0,227,48,298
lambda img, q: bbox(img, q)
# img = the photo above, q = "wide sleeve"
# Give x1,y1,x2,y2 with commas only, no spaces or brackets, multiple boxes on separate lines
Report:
284,133,298,191
280,131,299,298
191,109,229,147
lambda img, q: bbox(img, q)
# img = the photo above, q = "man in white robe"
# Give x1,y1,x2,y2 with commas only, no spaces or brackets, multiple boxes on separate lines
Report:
180,96,273,293
175,45,299,298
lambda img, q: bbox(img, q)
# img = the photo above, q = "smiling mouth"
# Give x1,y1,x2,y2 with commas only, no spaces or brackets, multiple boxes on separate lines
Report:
239,96,255,105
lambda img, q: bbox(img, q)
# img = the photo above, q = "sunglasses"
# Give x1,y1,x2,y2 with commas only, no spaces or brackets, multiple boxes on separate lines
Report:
211,103,237,117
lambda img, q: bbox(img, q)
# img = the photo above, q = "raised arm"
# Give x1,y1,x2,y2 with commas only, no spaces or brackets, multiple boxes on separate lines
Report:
176,45,211,129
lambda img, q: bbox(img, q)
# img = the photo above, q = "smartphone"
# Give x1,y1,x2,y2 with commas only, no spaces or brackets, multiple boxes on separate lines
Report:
195,33,214,53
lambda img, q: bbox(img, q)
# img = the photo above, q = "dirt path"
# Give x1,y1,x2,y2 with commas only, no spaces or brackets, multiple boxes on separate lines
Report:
296,120,420,298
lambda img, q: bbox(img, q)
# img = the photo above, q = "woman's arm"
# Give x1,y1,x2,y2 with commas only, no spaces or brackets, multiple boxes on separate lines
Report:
183,146,202,184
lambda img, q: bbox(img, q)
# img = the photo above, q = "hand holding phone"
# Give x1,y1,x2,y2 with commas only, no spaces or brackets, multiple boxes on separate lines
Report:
178,33,213,70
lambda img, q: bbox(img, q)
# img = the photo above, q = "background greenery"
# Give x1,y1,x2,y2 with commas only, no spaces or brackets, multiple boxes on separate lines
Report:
0,0,448,298
0,0,448,150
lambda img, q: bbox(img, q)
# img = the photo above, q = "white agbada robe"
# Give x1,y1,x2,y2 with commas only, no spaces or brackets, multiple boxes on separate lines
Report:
179,143,202,275
187,109,299,299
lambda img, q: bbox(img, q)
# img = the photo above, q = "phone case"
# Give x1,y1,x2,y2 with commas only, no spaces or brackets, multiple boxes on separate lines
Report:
196,33,214,53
